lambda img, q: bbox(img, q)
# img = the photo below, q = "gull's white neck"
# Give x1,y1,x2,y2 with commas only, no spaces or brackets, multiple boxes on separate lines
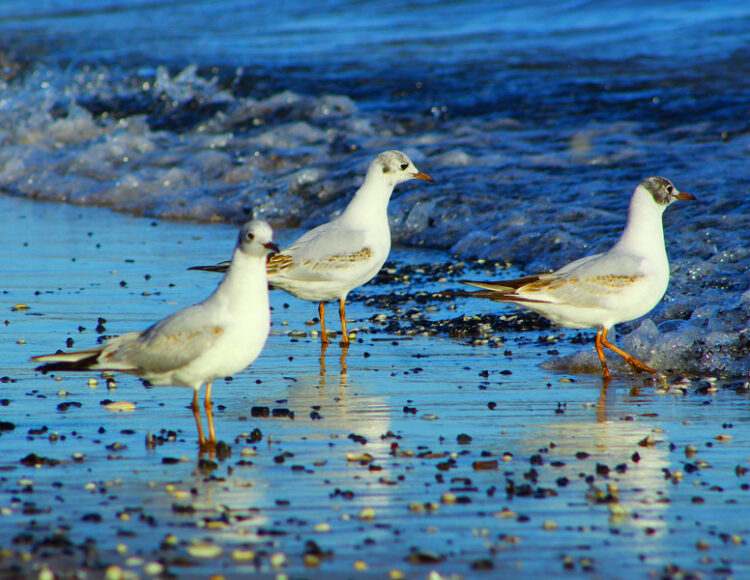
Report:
611,186,666,258
339,172,394,228
212,249,268,308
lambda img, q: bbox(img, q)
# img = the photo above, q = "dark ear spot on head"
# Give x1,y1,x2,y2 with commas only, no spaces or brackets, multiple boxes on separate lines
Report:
382,166,390,174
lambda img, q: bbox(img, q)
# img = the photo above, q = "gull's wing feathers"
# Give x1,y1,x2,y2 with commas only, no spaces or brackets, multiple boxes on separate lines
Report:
34,306,225,376
552,252,604,275
461,252,649,309
189,223,376,283
109,305,224,374
268,222,375,283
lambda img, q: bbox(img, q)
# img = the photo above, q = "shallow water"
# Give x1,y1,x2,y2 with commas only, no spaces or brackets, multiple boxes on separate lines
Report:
3,196,750,578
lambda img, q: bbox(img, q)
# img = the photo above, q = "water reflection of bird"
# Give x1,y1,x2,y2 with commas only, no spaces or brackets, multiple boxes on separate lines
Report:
457,177,695,378
32,220,278,452
190,150,434,346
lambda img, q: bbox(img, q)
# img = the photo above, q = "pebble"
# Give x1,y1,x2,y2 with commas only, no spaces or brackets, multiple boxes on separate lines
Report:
346,452,373,462
358,507,376,520
314,522,331,532
104,401,136,412
270,552,287,568
38,567,54,580
542,520,558,530
88,378,98,387
187,542,222,558
494,508,516,519
143,562,164,576
104,566,124,580
232,550,255,562
124,557,144,567
608,503,628,517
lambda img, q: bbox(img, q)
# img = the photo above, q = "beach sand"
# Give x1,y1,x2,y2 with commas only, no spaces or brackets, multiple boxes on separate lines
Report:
2,195,749,579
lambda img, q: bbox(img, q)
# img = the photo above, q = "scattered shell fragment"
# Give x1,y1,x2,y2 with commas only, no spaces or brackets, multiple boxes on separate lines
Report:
358,507,376,520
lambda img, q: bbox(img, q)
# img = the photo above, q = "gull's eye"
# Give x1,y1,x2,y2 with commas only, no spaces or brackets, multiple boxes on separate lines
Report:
400,163,409,171
245,232,255,241
666,184,674,194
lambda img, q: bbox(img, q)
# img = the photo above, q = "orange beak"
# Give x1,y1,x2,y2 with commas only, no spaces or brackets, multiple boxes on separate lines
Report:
674,192,696,201
411,171,436,184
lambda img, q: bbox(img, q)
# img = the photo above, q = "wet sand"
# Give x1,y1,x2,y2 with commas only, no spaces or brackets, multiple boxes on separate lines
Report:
2,195,750,579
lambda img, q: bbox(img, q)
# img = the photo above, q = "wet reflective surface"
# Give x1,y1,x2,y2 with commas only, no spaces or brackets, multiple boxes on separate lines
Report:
2,197,749,578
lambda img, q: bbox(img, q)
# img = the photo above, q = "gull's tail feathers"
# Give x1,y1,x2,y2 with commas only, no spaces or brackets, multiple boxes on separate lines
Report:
460,275,542,293
31,347,105,373
188,261,231,274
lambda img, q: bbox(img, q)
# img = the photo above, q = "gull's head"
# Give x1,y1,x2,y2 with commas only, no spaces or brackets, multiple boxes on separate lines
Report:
639,176,695,209
237,219,279,257
368,150,435,188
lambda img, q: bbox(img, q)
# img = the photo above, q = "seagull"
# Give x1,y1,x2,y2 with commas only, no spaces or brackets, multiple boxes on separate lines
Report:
458,177,695,378
191,150,435,345
32,220,279,451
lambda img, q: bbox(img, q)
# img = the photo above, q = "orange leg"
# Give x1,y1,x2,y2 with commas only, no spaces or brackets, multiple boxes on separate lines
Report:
204,382,216,449
594,330,611,379
600,328,657,375
339,298,349,346
191,389,207,448
318,301,330,344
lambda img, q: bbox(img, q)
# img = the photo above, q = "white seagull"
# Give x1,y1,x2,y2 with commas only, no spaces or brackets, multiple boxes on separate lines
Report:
458,177,695,378
191,150,435,345
32,220,279,450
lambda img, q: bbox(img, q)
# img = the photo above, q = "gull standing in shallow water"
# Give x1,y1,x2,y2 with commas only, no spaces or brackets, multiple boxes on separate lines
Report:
191,150,435,345
458,177,695,378
32,220,278,451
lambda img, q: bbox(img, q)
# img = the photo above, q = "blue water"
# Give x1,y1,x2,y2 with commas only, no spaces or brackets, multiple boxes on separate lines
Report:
1,0,749,374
